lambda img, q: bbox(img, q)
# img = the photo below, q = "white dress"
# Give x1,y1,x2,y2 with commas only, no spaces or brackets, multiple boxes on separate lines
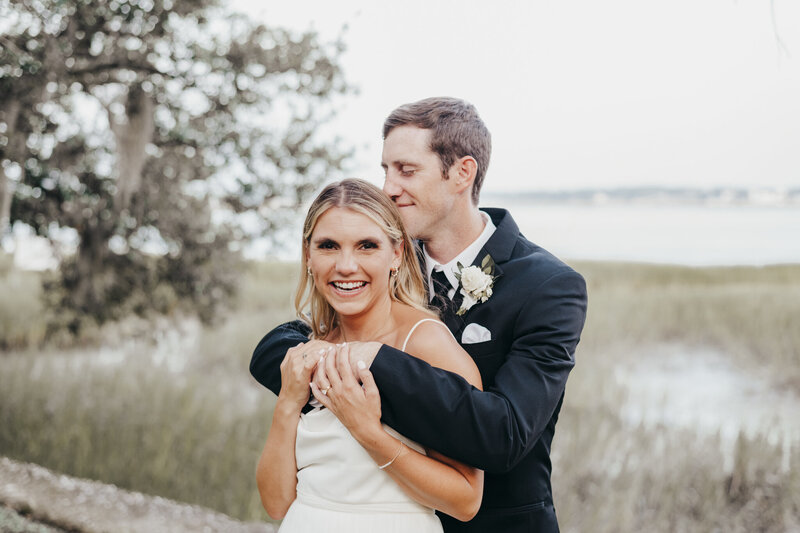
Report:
278,319,446,533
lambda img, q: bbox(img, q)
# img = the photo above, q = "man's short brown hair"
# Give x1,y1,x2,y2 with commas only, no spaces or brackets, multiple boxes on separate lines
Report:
383,97,491,205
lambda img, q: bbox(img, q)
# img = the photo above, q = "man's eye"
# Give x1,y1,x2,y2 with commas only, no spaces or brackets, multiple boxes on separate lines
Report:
400,167,415,176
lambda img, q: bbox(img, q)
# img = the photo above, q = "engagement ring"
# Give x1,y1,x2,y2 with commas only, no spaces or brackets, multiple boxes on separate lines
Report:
321,387,330,395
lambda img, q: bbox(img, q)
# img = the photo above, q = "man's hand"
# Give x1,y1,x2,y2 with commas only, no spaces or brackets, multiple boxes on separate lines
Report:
345,341,382,374
311,341,382,391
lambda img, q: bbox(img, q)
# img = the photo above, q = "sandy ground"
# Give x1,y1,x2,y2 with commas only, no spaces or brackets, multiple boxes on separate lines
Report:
0,457,277,533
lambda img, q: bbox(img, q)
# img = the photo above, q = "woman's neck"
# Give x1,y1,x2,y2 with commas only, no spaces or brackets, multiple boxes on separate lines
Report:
336,295,397,344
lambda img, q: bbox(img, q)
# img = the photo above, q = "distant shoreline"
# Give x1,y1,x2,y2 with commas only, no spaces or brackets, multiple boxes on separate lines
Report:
482,186,800,207
6,186,800,270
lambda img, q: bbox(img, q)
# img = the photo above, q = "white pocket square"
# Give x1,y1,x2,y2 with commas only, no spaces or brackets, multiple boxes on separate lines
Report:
461,323,492,344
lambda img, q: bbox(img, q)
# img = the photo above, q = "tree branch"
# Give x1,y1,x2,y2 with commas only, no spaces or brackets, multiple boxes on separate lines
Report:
69,61,167,77
0,36,28,58
771,0,791,58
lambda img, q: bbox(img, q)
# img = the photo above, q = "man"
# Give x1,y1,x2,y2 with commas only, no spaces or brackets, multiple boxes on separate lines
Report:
251,97,588,532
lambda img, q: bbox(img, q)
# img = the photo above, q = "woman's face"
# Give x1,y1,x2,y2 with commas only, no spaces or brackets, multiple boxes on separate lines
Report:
307,207,402,319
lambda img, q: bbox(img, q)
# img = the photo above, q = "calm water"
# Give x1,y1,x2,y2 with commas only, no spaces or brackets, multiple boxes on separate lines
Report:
503,202,800,266
265,201,800,265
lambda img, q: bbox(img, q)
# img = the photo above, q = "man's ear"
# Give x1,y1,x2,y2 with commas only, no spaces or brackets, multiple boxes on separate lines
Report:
449,156,478,193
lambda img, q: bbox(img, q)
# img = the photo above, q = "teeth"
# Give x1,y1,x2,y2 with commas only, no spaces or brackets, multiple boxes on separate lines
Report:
333,281,366,290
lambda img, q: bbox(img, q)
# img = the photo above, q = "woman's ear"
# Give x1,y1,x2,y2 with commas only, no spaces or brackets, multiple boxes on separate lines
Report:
392,240,404,271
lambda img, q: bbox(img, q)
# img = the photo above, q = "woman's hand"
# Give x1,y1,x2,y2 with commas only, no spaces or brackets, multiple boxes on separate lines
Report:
278,340,333,412
311,343,383,441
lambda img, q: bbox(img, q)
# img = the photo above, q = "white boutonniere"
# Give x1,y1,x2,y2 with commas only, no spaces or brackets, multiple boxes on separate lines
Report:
454,254,498,316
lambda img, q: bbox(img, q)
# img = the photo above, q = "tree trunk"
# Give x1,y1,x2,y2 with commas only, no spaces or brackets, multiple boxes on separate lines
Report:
109,84,154,212
0,166,10,239
71,215,115,321
0,98,22,237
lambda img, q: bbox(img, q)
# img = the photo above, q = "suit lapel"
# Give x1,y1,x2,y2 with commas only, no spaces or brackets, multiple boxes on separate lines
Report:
476,208,517,268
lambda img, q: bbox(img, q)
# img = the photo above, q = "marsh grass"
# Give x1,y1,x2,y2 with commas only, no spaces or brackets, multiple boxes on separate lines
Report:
557,359,800,532
0,262,296,524
1,260,799,530
0,354,276,521
0,260,47,349
574,261,800,385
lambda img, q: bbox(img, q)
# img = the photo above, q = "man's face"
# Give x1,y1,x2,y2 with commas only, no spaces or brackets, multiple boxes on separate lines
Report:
381,125,456,241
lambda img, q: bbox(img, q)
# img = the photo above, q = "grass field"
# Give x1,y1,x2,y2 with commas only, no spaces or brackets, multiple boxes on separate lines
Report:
1,260,799,531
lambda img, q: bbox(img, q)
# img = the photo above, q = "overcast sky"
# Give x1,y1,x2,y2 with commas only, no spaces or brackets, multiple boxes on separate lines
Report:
230,0,800,193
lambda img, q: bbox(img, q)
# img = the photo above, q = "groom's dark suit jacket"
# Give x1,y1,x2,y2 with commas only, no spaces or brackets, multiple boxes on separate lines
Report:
250,208,588,533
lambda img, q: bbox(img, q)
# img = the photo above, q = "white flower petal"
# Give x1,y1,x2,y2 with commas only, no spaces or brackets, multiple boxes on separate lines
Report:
461,291,477,309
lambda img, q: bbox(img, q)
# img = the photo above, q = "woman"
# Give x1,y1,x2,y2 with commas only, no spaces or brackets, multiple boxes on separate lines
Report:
256,179,483,531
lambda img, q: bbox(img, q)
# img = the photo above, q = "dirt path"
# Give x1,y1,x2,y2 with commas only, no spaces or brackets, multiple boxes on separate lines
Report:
0,457,276,533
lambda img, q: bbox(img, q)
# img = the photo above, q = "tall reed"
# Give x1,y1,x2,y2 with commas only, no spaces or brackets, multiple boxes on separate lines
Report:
1,261,798,530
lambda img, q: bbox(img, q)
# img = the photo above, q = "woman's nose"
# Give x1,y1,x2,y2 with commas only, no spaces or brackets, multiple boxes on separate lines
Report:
336,250,358,274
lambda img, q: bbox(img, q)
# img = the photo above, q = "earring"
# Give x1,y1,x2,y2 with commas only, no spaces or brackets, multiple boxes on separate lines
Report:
390,267,399,278
307,266,312,276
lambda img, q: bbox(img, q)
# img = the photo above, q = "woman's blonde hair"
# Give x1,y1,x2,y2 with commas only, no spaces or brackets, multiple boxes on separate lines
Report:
295,179,431,339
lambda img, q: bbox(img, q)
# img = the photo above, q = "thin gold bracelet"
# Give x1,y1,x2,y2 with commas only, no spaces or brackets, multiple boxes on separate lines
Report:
378,441,405,470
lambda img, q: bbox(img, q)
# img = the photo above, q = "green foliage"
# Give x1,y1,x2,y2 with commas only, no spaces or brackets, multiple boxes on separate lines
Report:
0,0,352,331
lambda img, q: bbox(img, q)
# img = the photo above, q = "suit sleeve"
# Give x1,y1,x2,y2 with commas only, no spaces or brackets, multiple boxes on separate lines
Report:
250,320,311,395
371,269,587,474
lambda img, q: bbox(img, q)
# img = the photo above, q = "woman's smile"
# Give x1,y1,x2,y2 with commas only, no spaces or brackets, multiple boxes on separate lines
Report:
329,280,368,296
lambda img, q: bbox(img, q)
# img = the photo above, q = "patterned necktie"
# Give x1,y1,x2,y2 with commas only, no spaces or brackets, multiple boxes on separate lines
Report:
430,269,452,314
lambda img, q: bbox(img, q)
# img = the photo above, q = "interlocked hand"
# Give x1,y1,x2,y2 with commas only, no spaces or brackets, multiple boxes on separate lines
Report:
310,343,382,440
278,340,335,412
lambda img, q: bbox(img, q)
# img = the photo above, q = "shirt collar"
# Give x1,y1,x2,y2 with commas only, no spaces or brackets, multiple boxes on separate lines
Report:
423,211,496,297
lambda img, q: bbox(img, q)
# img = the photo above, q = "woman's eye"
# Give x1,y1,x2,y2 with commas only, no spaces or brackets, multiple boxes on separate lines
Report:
360,241,378,250
317,241,336,249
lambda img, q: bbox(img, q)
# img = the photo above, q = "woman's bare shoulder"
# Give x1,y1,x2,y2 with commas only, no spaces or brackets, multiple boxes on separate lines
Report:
400,310,482,390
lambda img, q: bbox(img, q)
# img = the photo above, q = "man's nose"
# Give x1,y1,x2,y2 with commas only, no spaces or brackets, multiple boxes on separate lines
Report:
383,172,402,200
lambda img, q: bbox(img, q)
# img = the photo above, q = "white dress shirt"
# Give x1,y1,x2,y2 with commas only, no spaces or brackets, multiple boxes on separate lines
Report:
423,211,496,302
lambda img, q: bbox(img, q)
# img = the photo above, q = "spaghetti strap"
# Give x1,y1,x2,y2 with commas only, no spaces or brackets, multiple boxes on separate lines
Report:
401,318,452,352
